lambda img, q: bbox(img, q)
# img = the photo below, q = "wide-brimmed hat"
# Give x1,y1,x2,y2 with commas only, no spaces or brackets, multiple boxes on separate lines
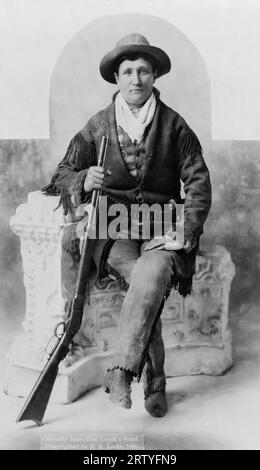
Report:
99,33,171,83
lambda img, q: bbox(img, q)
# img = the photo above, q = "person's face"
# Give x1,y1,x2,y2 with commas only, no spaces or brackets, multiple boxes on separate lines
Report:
115,57,157,106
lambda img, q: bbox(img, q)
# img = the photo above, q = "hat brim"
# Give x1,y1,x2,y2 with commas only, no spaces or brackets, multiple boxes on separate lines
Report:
99,44,171,83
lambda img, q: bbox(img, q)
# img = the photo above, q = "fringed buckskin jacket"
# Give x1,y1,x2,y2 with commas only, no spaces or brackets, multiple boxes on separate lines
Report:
42,89,212,295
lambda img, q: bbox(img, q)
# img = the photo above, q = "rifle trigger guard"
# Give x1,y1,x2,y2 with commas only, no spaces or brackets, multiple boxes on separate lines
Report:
54,321,66,338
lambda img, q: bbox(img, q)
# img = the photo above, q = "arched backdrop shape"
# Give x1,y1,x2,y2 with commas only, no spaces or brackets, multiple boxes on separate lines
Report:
49,13,211,164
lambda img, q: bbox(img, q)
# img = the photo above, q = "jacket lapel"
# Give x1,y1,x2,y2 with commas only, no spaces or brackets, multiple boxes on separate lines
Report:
144,99,161,158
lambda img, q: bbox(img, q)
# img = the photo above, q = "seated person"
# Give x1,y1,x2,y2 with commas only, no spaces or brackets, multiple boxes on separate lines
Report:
42,33,212,418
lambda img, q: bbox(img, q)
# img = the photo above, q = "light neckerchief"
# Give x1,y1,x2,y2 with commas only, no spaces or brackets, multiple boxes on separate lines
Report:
115,91,156,143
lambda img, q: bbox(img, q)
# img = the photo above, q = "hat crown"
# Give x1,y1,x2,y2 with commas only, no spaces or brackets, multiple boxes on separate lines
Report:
100,33,171,83
115,33,150,48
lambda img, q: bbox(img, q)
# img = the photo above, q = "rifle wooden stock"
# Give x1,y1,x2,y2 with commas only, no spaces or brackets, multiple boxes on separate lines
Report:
16,136,109,425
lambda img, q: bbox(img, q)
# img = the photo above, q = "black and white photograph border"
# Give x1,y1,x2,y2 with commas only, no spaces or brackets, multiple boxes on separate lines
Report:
0,0,260,451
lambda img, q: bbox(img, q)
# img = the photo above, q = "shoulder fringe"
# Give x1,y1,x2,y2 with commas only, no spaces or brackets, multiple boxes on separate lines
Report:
177,128,203,159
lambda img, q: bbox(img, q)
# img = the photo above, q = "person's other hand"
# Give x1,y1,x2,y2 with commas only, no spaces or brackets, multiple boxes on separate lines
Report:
144,233,183,252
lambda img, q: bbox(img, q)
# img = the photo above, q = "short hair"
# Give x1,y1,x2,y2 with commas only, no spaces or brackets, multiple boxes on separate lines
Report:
114,53,158,76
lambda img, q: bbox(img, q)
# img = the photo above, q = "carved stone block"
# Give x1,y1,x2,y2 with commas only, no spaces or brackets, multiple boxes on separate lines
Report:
5,192,235,403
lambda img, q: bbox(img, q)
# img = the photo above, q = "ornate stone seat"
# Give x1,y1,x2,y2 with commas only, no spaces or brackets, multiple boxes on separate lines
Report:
5,191,235,403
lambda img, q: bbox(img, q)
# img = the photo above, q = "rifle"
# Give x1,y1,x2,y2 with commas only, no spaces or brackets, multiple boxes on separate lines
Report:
16,135,109,425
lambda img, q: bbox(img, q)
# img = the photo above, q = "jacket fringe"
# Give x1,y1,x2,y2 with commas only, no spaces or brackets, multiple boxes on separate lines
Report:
41,183,74,215
72,169,90,208
170,276,193,297
41,178,60,196
66,132,96,169
41,132,95,215
178,127,203,159
106,262,192,298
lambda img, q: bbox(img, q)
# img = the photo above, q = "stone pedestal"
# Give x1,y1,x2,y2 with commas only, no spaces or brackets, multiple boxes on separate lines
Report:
5,191,235,403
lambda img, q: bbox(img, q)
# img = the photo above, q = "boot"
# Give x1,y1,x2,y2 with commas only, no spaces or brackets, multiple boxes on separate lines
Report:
103,369,133,409
143,318,167,418
143,358,167,417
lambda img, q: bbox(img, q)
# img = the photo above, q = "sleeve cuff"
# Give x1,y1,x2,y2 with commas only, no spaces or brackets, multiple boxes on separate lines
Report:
183,229,198,253
71,169,91,207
